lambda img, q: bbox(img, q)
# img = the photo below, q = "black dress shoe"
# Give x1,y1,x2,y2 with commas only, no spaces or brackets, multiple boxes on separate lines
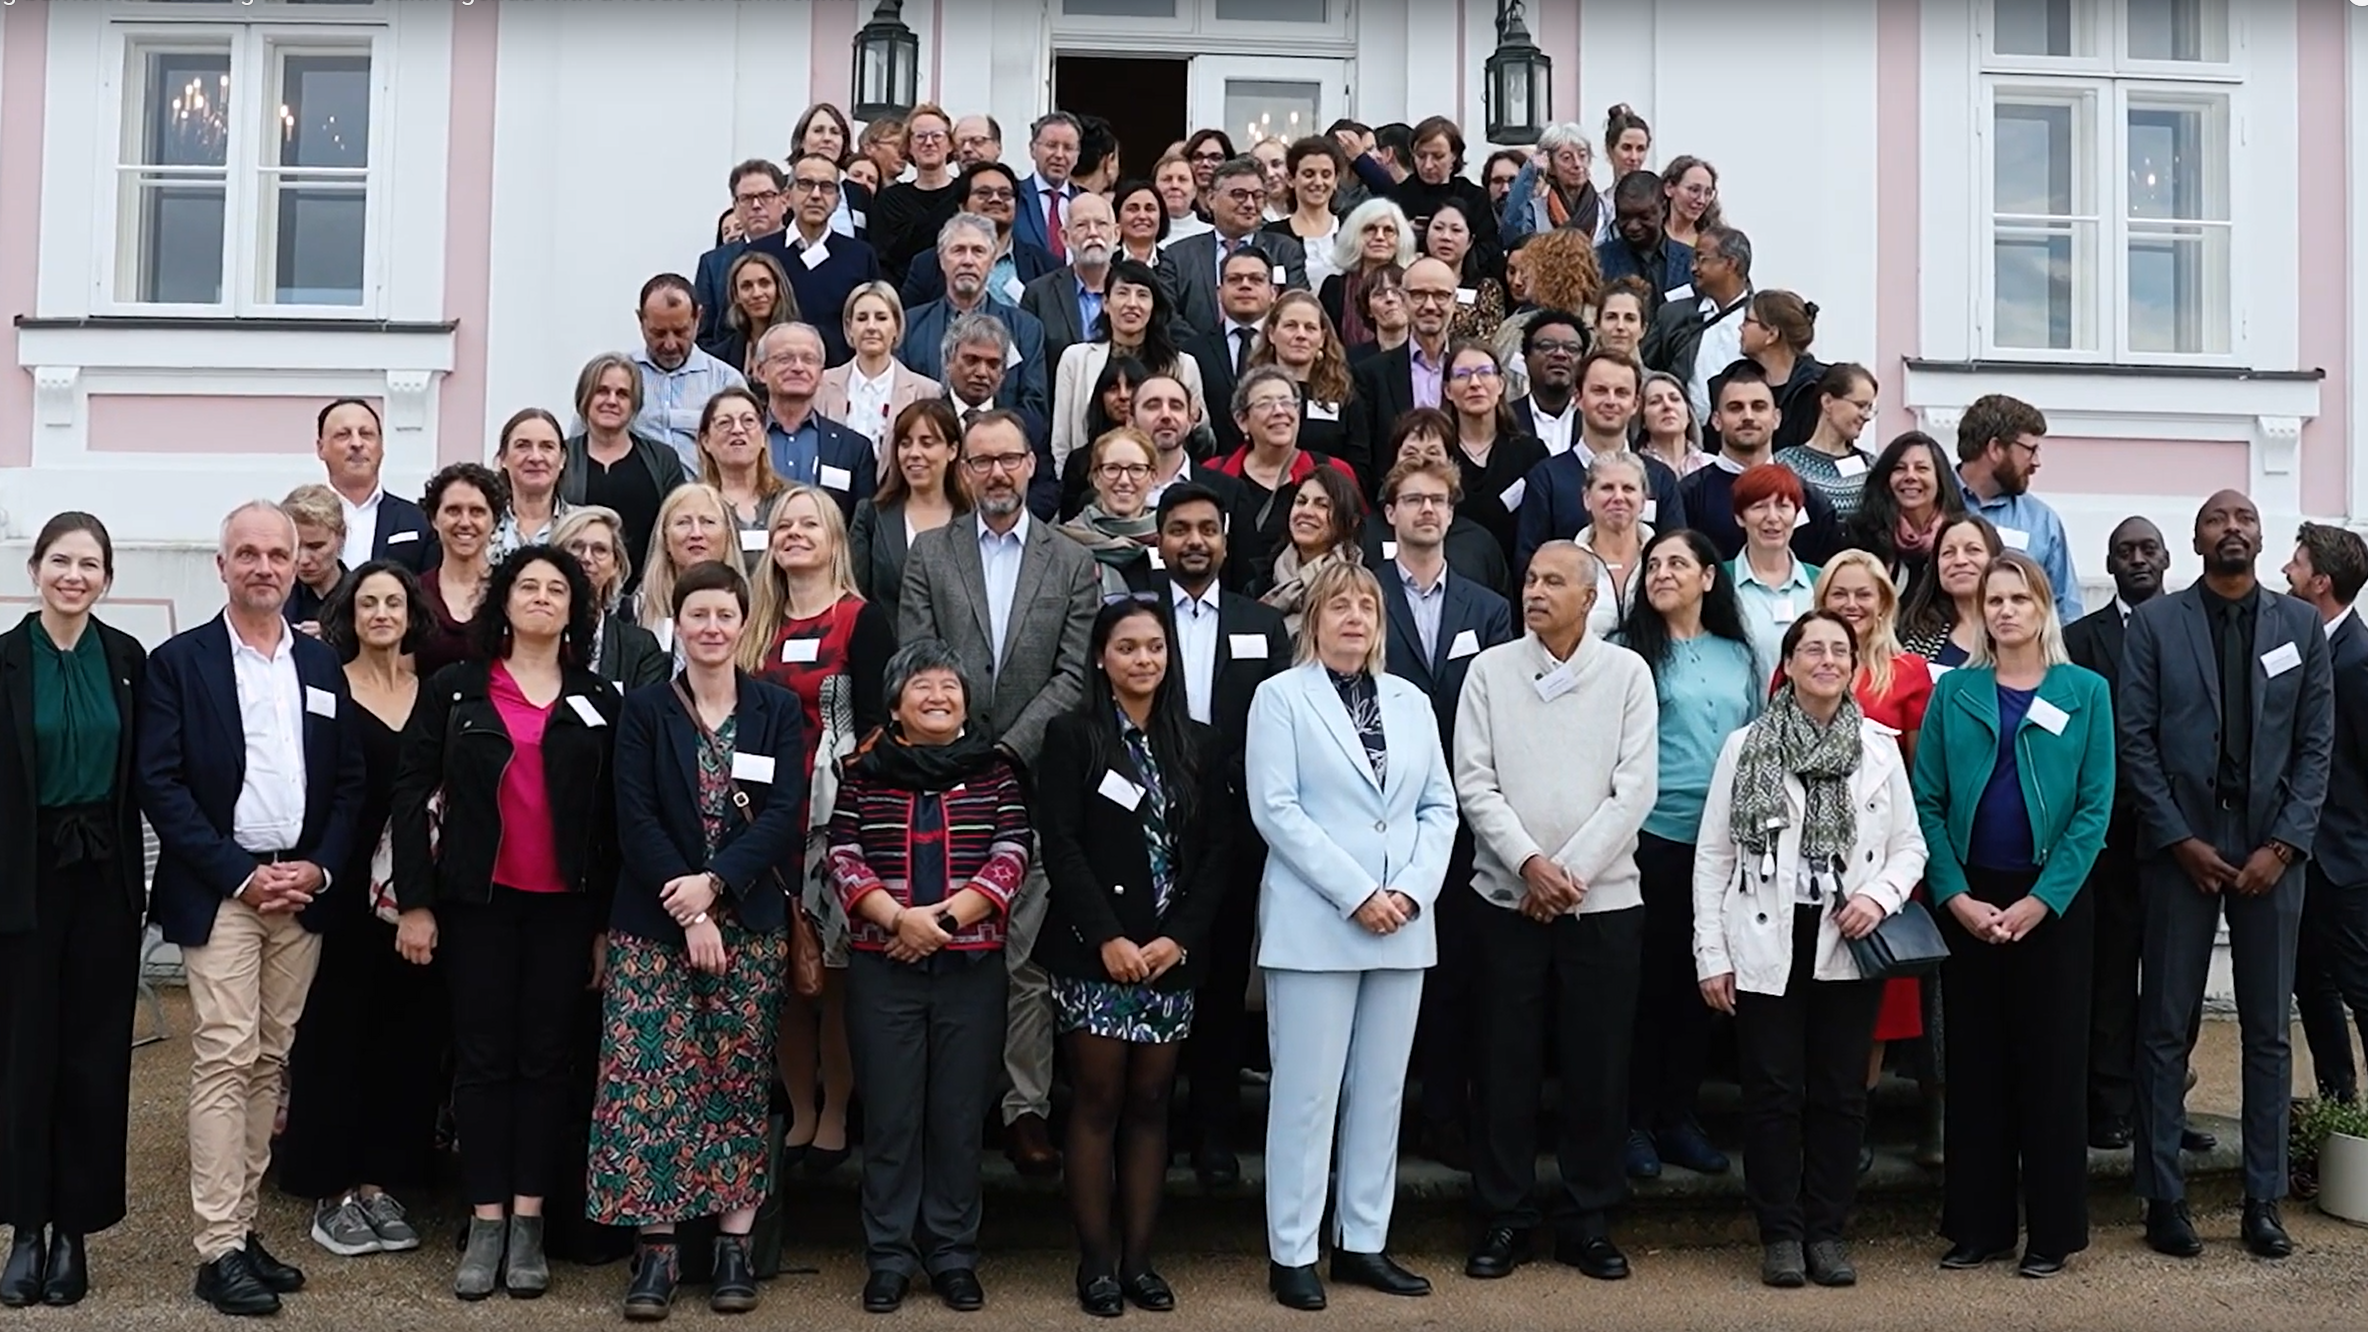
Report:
2243,1198,2294,1258
41,1231,86,1307
243,1232,305,1294
2089,1117,2133,1150
1329,1250,1430,1296
2017,1250,2067,1279
1267,1262,1325,1311
1192,1141,1242,1189
931,1267,986,1311
1,1229,45,1308
1939,1242,2015,1270
1120,1269,1175,1311
1077,1272,1123,1318
195,1250,282,1317
2145,1200,2204,1258
2181,1127,2218,1153
802,1144,852,1178
1554,1235,1630,1281
1464,1226,1530,1279
860,1269,909,1314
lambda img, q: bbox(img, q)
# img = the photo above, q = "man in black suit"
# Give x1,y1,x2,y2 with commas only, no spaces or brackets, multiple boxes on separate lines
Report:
1182,248,1282,461
1351,257,1460,477
2121,489,2333,1260
2282,522,2368,1103
939,314,1058,520
315,399,434,574
1156,156,1308,339
138,502,365,1315
1018,192,1118,373
693,160,790,346
1155,484,1291,1186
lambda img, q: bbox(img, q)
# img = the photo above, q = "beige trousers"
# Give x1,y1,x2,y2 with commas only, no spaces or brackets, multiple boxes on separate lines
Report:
182,899,321,1261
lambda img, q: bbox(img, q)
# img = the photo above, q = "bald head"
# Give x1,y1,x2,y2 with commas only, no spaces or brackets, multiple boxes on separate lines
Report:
1404,257,1459,344
2194,489,2262,578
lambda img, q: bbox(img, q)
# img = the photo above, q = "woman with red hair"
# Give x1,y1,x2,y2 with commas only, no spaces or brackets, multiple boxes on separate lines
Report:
1725,464,1820,678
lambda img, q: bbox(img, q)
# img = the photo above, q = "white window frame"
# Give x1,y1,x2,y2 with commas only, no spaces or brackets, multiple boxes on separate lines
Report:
95,3,392,319
1974,0,2249,366
1050,0,1354,55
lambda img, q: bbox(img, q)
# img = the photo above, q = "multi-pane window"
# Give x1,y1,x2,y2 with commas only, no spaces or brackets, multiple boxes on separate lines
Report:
1983,0,2237,359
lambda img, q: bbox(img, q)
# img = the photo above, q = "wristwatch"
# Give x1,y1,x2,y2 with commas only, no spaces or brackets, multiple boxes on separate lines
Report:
935,909,959,934
2269,840,2296,866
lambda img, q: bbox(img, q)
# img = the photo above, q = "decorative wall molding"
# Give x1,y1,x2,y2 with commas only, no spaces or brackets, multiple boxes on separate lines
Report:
31,366,78,429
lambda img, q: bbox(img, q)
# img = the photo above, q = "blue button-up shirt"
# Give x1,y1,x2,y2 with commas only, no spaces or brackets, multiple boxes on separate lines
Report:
1958,476,2084,626
1397,559,1448,664
1075,282,1106,340
1727,553,1820,685
980,510,1029,666
634,346,747,469
1410,342,1444,411
767,414,822,487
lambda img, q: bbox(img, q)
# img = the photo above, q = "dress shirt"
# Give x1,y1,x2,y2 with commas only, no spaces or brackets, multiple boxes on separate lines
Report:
1397,557,1448,664
767,413,823,487
1684,290,1751,423
845,362,898,449
338,487,383,569
1170,579,1224,724
1144,456,1195,511
1957,477,2083,625
1528,396,1578,456
1410,342,1445,411
2114,596,2134,625
2327,602,2357,640
1039,182,1072,258
1073,277,1106,341
979,510,1030,666
229,620,308,857
990,249,1026,306
1211,231,1258,289
1224,320,1261,376
635,345,749,469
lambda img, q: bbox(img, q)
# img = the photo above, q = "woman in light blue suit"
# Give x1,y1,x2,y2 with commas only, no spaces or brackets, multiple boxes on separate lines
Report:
1244,561,1460,1312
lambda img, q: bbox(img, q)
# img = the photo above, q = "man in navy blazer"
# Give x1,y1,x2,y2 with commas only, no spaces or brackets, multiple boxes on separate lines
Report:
693,159,792,347
755,324,877,522
315,398,436,575
1011,112,1082,262
2282,523,2368,1104
1513,352,1689,574
751,153,886,366
138,502,365,1312
902,213,1051,420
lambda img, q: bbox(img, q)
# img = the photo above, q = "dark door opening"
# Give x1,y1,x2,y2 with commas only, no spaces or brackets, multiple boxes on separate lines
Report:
1053,54,1188,186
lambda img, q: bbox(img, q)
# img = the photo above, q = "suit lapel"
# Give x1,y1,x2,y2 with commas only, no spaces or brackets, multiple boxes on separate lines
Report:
102,626,140,806
1431,577,1469,678
1004,524,1055,672
2176,591,2220,717
1302,666,1380,791
192,617,247,786
948,519,995,655
1381,573,1432,689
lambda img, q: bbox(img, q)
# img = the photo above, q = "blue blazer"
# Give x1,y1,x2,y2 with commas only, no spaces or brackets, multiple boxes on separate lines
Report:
1010,173,1077,260
766,412,880,522
693,237,749,347
759,230,884,367
610,675,808,944
900,296,1051,421
137,615,367,946
1245,663,1459,973
899,241,1063,313
373,493,438,573
1380,566,1515,752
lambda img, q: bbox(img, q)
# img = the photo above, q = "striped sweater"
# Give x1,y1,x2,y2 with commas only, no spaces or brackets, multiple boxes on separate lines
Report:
827,757,1032,952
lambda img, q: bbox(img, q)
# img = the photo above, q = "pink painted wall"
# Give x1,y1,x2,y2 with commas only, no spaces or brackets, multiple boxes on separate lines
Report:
436,0,500,466
86,395,343,455
1873,0,1919,446
0,1,51,470
1537,0,1580,132
2296,1,2350,513
2040,436,2247,497
811,0,860,122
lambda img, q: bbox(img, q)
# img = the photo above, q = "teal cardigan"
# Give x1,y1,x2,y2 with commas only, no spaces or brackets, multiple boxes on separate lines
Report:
1911,662,2115,915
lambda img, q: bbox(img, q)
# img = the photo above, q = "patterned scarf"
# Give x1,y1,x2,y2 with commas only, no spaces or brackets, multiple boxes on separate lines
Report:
1729,684,1863,871
1055,504,1159,597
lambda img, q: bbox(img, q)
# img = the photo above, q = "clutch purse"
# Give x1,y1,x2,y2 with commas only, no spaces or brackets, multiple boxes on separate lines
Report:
1843,900,1950,979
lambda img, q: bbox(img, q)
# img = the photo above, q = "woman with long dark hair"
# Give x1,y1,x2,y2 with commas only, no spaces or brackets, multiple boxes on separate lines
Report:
1035,600,1231,1315
1111,180,1169,269
1442,342,1547,566
851,399,969,629
1051,259,1204,479
1256,466,1365,634
1263,137,1347,288
1423,200,1507,344
1899,515,2006,668
1849,432,1970,592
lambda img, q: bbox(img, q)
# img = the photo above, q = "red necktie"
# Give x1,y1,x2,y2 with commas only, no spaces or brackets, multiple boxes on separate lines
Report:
1044,187,1066,260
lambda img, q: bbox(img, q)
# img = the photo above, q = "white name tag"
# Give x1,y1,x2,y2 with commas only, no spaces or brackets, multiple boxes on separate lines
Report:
801,242,831,270
1498,478,1527,510
1000,275,1027,304
1449,629,1480,660
1928,660,1953,682
1455,287,1477,307
1665,283,1695,301
1836,454,1869,478
1003,340,1023,368
731,752,777,784
304,685,337,719
1097,769,1145,810
566,695,606,727
2027,697,2070,736
1147,548,1165,570
782,637,821,664
1307,401,1340,422
1769,597,1796,622
1642,499,1657,522
1533,663,1578,704
820,464,853,491
388,529,420,545
1999,526,2031,552
1382,541,1399,560
849,209,868,230
739,528,768,553
1271,264,1289,285
1792,508,1810,530
1228,633,1268,659
2263,641,2302,678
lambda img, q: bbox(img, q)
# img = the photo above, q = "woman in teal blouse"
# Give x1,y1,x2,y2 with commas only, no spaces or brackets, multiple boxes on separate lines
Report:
0,513,149,1308
1911,551,2113,1279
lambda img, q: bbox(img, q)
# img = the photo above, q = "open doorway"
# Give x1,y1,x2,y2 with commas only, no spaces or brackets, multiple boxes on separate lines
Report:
1053,54,1188,185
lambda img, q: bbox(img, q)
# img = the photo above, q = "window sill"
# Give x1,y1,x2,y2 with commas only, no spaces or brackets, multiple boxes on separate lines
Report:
1904,358,2321,383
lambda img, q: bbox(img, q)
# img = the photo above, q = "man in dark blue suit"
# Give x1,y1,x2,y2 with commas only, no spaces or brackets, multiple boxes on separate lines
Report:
899,163,1061,311
901,211,1050,421
1010,111,1082,262
694,160,791,348
754,323,877,522
138,502,365,1315
748,153,884,366
938,314,1059,520
2283,523,2368,1103
315,399,435,574
1513,351,1687,575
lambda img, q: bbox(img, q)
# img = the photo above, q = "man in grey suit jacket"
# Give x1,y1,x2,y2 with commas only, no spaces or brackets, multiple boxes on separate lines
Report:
2120,489,2333,1261
1156,156,1310,338
896,409,1099,1175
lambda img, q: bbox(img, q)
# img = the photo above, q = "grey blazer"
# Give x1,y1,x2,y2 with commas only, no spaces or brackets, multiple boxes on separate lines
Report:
2118,582,2334,860
895,512,1099,768
852,498,969,633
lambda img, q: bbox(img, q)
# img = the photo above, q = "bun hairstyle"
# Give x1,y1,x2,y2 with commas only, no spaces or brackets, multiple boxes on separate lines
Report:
1604,103,1651,142
1747,289,1819,355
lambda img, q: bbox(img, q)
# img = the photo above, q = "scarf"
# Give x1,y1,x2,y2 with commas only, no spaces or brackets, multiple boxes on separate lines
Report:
1894,509,1944,557
1544,178,1602,237
841,722,1001,793
1055,504,1159,597
1729,684,1863,873
1260,544,1353,635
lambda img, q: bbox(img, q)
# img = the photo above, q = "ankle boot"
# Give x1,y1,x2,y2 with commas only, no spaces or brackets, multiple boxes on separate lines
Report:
709,1234,759,1314
41,1231,87,1306
454,1218,506,1301
0,1229,44,1308
623,1240,680,1322
1915,1084,1946,1169
503,1215,549,1298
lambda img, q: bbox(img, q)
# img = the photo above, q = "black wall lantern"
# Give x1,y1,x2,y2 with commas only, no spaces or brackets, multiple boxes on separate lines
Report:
851,0,921,124
1484,0,1552,146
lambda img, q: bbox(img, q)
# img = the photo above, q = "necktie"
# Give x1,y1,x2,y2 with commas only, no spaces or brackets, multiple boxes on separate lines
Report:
2219,602,2251,791
1044,187,1066,260
963,407,984,431
1233,327,1254,377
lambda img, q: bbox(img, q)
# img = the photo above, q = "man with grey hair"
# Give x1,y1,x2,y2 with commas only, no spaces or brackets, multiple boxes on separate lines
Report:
631,272,746,467
1157,155,1309,338
937,312,1056,518
900,211,1049,419
1500,124,1612,246
1453,538,1657,1283
1019,190,1118,371
897,409,1099,1179
140,501,366,1315
1642,223,1755,423
756,322,876,521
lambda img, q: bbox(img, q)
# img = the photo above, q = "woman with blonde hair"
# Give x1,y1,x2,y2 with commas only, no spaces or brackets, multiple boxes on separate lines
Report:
550,508,667,691
1152,152,1212,247
1640,370,1711,478
695,387,789,569
818,283,942,458
1056,428,1164,598
1321,198,1416,348
631,484,734,648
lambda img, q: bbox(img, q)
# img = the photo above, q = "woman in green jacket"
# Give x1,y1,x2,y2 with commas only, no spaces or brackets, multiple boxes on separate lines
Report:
1911,551,2114,1280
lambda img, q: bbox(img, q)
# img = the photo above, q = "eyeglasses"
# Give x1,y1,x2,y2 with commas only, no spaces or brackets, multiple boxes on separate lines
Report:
968,187,1017,203
790,178,839,195
1392,493,1452,509
564,541,618,563
909,129,949,144
734,189,782,207
1096,462,1153,481
962,452,1032,474
1190,150,1228,163
1218,188,1263,204
1447,365,1501,382
1104,590,1160,607
1406,289,1457,306
1244,396,1300,415
761,350,822,368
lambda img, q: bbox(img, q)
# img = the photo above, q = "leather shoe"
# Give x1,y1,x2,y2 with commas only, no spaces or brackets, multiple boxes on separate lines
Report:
2181,1127,2218,1153
1329,1250,1429,1296
195,1250,282,1317
41,1231,86,1307
1939,1242,2015,1270
860,1269,909,1314
1267,1262,1325,1311
1120,1270,1175,1311
243,1232,304,1294
1761,1240,1806,1288
2145,1199,2204,1258
1804,1239,1856,1287
2017,1250,2067,1279
1464,1227,1530,1279
931,1267,986,1311
1555,1235,1630,1281
2089,1116,2133,1150
1193,1141,1241,1190
1,1230,44,1308
1077,1271,1123,1318
1622,1128,1662,1180
1004,1115,1061,1178
2242,1198,2294,1258
1655,1119,1731,1175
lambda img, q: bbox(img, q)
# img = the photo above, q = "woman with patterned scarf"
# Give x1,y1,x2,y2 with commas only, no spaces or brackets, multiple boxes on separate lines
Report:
1254,465,1365,636
1055,428,1164,598
1692,610,1927,1292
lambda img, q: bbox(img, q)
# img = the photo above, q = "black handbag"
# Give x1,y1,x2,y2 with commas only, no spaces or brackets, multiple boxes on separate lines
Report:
1843,900,1950,979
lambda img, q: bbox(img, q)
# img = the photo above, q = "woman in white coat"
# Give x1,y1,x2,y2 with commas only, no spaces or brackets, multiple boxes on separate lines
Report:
1693,609,1926,1292
1049,259,1206,479
1243,561,1459,1313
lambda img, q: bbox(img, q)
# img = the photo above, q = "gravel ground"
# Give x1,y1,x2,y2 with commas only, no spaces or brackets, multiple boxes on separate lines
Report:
4,995,2362,1330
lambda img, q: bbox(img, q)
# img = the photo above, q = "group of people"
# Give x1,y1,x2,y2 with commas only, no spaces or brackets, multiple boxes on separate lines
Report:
0,93,2359,1326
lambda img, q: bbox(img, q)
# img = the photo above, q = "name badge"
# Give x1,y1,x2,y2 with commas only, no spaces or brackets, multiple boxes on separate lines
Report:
2263,641,2303,678
388,529,420,545
304,685,337,719
1642,499,1658,522
1664,283,1695,302
1769,597,1796,622
1097,769,1145,810
820,464,853,491
1382,541,1399,561
1147,548,1166,570
1228,633,1268,660
1498,478,1528,510
782,638,822,664
800,242,832,270
1449,629,1481,660
2027,697,2070,736
1792,508,1810,530
1533,663,1578,704
1455,287,1477,307
1999,526,2031,552
1307,401,1340,422
1003,340,1024,368
1836,454,1869,478
849,209,868,230
739,528,768,553
1271,264,1289,285
731,752,777,784
566,695,607,727
1000,275,1027,304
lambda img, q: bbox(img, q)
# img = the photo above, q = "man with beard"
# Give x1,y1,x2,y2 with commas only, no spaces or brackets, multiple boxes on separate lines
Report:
1020,191,1119,371
2281,524,2368,1104
1351,257,1462,471
1124,374,1243,555
2121,489,2332,1261
1954,394,2084,626
1157,156,1309,339
900,211,1050,419
900,162,1061,311
1513,345,1687,575
1674,363,1843,565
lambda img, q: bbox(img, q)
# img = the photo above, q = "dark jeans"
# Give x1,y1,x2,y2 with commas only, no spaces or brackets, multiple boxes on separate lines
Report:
1940,867,2093,1258
441,887,595,1207
279,911,449,1199
1470,903,1642,1237
1414,829,1481,1136
2085,829,2142,1126
1733,906,1883,1245
2295,864,2368,1100
1629,832,1712,1131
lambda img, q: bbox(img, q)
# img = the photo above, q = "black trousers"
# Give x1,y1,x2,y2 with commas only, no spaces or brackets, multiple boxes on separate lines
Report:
1629,833,1712,1131
277,911,449,1199
2295,864,2368,1100
1414,829,1482,1135
1732,906,1882,1245
1183,851,1263,1148
1939,867,2093,1257
2084,829,2142,1126
441,887,595,1207
0,829,138,1234
1470,903,1642,1236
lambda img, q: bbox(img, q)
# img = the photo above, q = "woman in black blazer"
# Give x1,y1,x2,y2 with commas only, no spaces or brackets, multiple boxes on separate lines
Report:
848,399,969,629
551,507,668,691
591,561,808,1319
391,545,622,1302
1034,599,1231,1317
0,514,145,1308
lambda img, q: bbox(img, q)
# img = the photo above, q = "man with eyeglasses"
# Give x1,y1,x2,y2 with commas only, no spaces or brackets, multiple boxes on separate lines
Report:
1513,345,1689,575
1954,393,2084,626
1012,111,1081,263
902,214,1051,423
900,162,1061,311
694,160,791,347
1020,191,1120,373
1182,247,1283,459
743,153,884,367
872,103,963,285
1156,156,1309,340
952,114,1003,169
1641,224,1753,426
1351,256,1461,472
897,410,1101,1186
755,322,876,521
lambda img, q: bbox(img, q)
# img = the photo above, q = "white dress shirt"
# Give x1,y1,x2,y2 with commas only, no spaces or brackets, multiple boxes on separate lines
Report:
339,487,384,569
2326,602,2356,640
230,621,309,856
845,361,897,451
979,510,1030,666
1685,290,1752,423
1171,579,1224,724
1527,396,1578,456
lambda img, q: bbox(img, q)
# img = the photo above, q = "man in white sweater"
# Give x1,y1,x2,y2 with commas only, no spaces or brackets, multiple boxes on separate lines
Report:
1451,540,1660,1284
